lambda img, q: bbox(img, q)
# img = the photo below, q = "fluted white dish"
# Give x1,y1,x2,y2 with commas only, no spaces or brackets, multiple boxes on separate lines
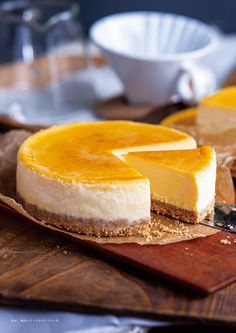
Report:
90,12,219,105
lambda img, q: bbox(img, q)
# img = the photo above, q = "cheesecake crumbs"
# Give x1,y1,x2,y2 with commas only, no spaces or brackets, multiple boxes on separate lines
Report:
220,239,231,245
63,250,68,255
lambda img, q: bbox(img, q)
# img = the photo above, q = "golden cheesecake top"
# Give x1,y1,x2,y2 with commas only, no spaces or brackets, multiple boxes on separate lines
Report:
201,87,236,109
126,146,215,174
18,121,196,183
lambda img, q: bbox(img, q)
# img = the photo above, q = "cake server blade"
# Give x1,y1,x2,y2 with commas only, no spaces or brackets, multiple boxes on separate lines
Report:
200,204,236,233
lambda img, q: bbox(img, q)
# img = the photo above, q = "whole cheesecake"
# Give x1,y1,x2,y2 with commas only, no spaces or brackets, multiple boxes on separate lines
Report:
16,121,216,237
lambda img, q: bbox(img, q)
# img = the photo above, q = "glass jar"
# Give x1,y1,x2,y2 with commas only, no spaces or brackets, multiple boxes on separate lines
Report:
0,0,93,125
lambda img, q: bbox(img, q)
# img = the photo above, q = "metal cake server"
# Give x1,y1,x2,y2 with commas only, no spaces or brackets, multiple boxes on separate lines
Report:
201,204,236,233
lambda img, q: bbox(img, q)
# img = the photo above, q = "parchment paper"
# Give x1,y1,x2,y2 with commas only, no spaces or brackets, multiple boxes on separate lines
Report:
0,130,233,245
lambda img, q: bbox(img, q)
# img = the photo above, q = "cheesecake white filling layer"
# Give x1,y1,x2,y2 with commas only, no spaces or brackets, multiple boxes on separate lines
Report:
150,159,216,212
17,161,150,223
125,149,216,213
194,154,216,212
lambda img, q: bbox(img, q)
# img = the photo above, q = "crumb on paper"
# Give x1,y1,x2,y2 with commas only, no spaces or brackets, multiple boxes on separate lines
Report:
63,250,68,255
55,245,60,249
2,254,7,259
220,239,231,245
185,247,189,250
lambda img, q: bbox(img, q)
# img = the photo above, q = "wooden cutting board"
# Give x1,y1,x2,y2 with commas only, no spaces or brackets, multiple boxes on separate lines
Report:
0,201,236,297
97,233,236,295
0,207,236,326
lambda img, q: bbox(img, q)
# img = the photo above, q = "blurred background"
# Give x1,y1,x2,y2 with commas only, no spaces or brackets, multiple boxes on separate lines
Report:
1,0,236,64
0,0,235,126
79,0,236,34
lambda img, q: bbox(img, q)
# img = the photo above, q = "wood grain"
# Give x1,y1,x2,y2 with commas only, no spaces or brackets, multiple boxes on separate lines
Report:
98,232,236,294
0,210,235,325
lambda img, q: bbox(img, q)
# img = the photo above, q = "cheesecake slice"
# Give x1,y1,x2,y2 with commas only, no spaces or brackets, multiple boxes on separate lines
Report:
125,146,216,223
197,87,236,144
17,121,197,237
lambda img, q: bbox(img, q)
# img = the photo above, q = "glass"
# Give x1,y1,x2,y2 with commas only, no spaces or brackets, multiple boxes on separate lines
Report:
0,0,91,125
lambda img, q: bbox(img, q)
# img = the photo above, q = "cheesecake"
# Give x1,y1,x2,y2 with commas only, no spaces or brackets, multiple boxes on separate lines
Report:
16,120,215,237
125,147,216,223
197,87,236,144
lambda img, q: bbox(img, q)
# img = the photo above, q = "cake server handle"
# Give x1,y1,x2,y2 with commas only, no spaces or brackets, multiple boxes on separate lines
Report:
200,204,236,233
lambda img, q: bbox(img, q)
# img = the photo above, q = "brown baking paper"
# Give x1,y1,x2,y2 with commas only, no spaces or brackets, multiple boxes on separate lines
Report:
0,130,231,245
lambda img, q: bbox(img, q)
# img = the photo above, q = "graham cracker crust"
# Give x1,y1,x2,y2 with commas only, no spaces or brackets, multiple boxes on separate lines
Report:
17,194,150,237
151,198,215,224
17,193,215,237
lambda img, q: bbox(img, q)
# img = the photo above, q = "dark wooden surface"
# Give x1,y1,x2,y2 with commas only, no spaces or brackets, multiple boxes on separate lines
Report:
99,232,236,295
0,208,235,326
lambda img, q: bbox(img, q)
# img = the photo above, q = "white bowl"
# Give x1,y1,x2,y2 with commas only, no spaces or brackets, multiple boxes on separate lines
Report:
90,12,219,105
